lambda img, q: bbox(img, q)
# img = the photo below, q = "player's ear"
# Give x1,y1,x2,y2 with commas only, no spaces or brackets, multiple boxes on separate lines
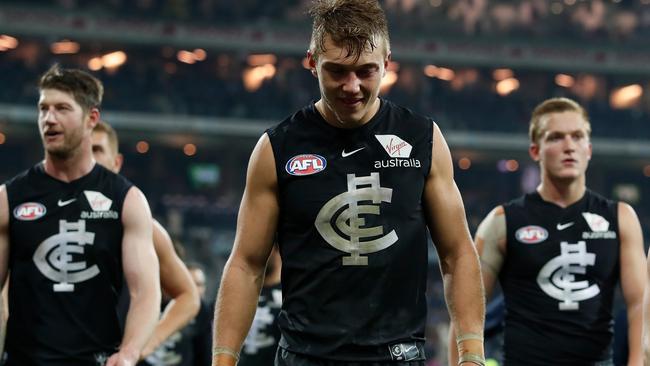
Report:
529,143,540,162
307,50,318,78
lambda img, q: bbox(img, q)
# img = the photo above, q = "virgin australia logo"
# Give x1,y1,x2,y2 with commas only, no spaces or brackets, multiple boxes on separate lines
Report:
375,135,412,158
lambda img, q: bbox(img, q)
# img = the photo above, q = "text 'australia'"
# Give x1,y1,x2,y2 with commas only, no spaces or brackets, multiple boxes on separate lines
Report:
374,158,421,169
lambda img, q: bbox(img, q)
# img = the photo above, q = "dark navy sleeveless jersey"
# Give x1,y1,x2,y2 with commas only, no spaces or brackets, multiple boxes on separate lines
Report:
4,162,132,366
501,190,619,365
239,283,282,366
267,99,433,361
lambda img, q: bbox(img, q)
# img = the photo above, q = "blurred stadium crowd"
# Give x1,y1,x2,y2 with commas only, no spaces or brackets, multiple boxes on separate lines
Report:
7,0,650,41
1,1,650,364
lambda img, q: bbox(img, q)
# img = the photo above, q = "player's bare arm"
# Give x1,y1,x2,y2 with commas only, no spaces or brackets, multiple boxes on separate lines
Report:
643,247,650,365
448,205,505,365
423,123,485,366
0,186,9,357
212,133,279,366
141,219,200,357
475,206,507,298
107,187,161,366
618,202,646,366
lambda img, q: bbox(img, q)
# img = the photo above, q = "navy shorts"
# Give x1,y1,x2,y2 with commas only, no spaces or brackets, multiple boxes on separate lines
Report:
274,348,427,366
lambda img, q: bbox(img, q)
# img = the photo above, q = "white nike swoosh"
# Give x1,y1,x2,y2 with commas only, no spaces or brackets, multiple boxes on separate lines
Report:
57,198,77,207
342,147,365,157
556,222,574,230
403,345,415,353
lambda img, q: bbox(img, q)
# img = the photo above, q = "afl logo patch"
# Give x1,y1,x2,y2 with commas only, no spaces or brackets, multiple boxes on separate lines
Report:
515,225,548,244
14,202,47,221
285,154,327,176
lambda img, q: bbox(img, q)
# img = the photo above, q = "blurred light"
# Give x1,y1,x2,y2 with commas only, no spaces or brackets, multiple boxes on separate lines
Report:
564,0,576,5
458,157,471,170
387,61,400,72
193,48,207,61
423,64,438,78
436,67,455,81
176,49,207,64
496,77,520,96
380,70,399,94
497,159,519,173
243,64,277,92
555,74,575,88
451,69,479,91
164,62,177,74
177,50,196,64
551,2,564,14
610,84,642,109
136,141,149,154
492,68,513,81
247,54,277,67
183,143,197,156
642,0,650,4
0,35,18,49
430,0,443,6
571,74,599,100
88,57,103,71
102,51,127,69
50,40,80,54
506,159,519,172
0,132,5,145
643,165,650,177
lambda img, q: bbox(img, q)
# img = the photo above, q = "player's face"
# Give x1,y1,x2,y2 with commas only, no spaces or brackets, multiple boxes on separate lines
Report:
310,35,389,126
38,89,93,159
92,131,121,173
530,111,592,182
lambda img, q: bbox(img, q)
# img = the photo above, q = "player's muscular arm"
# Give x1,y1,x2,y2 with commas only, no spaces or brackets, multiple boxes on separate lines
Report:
0,186,9,356
423,124,485,366
448,206,506,365
618,203,646,366
107,187,161,366
141,220,200,358
212,133,278,366
475,206,507,299
644,248,650,366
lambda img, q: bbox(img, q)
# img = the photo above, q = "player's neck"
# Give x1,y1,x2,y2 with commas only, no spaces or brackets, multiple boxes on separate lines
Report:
536,176,586,208
314,98,380,129
43,145,95,182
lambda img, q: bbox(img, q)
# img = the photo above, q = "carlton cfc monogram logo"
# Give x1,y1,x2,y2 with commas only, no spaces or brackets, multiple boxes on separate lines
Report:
315,172,398,266
33,220,100,292
536,241,600,310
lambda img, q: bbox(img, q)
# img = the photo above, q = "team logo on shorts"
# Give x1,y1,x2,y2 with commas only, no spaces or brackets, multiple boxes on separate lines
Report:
13,202,47,221
389,342,420,361
515,225,548,244
285,154,327,176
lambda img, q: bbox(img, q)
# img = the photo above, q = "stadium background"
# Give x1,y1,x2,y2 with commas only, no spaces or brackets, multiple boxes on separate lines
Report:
1,0,649,364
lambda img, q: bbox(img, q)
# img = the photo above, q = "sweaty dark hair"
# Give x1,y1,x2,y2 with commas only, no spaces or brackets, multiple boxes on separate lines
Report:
39,64,103,113
309,0,390,62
